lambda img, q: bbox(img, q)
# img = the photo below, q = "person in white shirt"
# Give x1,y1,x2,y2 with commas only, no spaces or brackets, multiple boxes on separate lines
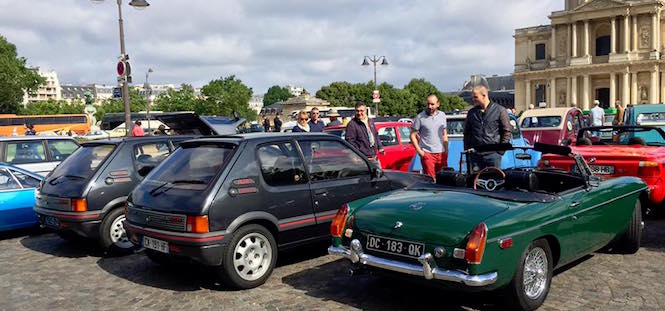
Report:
590,100,605,126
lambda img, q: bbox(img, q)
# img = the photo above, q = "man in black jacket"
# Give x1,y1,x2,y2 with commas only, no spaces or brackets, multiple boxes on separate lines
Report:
463,84,511,172
345,102,384,162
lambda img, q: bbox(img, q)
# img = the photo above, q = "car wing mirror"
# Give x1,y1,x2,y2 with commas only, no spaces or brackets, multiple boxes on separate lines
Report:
137,164,156,177
515,153,532,161
587,175,601,188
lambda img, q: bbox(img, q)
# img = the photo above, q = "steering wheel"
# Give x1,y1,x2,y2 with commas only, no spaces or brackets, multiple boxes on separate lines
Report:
473,167,506,191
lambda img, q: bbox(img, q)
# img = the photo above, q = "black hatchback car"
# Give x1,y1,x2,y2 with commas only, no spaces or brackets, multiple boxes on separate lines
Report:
34,113,245,254
124,133,430,288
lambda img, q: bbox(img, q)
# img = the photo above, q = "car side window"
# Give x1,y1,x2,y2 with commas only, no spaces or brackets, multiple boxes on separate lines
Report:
47,140,79,161
134,141,171,166
257,142,307,186
11,170,40,188
5,141,47,164
378,127,398,146
299,140,369,182
0,169,20,191
398,126,411,144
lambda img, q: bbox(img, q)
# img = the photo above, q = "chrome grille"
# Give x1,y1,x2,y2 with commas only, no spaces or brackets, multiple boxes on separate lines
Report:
127,207,186,232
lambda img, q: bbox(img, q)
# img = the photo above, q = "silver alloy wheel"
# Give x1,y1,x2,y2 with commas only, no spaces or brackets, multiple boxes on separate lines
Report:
109,215,133,249
232,232,272,281
523,246,548,300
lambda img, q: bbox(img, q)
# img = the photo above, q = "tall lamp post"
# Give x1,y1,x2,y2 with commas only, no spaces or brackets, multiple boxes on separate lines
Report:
144,68,153,134
91,0,150,137
362,55,388,116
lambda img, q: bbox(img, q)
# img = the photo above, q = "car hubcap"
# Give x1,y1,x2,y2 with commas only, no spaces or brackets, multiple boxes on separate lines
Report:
110,215,132,249
233,233,272,281
523,247,548,300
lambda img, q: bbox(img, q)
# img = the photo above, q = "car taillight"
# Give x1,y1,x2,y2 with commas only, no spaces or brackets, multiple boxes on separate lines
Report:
330,204,349,238
538,159,549,168
465,223,488,265
72,198,87,212
638,161,661,176
186,215,209,233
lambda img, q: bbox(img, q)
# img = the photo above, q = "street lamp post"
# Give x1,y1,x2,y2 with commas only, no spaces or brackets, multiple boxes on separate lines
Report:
144,68,153,134
91,0,150,137
362,55,388,116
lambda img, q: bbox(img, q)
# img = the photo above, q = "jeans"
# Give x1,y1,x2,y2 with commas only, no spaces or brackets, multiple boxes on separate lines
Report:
469,152,502,173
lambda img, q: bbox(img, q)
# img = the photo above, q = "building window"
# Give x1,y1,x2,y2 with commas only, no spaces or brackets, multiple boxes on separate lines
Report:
535,44,546,60
596,36,610,56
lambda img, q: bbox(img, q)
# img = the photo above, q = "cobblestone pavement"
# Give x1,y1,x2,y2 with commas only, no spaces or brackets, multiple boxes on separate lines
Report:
1,218,664,311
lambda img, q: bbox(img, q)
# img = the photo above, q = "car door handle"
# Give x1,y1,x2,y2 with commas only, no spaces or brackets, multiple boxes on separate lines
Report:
314,190,328,197
569,202,580,207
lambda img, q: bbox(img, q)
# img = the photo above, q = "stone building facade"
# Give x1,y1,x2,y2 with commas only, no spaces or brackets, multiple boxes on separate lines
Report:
514,0,665,112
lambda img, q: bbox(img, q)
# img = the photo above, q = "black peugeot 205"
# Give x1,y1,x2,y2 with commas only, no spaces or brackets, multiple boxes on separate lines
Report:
34,113,245,255
124,133,430,289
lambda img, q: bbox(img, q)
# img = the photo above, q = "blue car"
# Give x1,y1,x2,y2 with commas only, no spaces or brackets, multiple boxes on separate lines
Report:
409,113,541,173
0,163,43,231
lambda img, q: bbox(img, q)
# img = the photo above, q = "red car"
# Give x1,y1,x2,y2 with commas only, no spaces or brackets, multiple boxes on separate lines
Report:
325,122,415,172
539,125,665,209
519,107,585,145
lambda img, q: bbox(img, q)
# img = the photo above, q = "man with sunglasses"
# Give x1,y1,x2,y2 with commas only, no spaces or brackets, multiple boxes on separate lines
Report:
345,102,383,162
308,108,326,132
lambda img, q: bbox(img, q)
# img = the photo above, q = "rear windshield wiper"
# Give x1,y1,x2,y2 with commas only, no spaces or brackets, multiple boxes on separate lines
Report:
48,174,86,185
149,180,207,196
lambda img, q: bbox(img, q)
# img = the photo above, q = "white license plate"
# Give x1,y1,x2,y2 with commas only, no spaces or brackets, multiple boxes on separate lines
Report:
143,236,169,254
589,165,614,175
43,216,60,229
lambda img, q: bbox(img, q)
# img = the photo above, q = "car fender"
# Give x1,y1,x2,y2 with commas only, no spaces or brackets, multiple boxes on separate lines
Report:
224,211,280,236
100,196,128,218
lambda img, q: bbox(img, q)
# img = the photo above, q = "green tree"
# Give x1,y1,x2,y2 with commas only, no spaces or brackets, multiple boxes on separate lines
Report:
153,84,199,112
94,88,146,121
199,75,256,120
19,99,85,115
263,85,293,106
403,78,467,112
0,36,44,113
315,81,372,107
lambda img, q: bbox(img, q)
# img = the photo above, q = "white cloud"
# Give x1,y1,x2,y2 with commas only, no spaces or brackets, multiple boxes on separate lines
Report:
0,0,562,93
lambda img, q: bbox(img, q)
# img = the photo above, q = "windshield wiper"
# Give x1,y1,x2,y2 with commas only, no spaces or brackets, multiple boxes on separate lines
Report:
149,180,207,196
48,174,85,185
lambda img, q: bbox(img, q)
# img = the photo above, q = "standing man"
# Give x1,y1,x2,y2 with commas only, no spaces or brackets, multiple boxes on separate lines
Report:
326,109,342,127
308,108,326,132
131,120,145,137
273,113,283,132
262,115,270,132
345,102,384,162
464,84,511,172
615,100,625,125
591,100,605,126
411,94,449,179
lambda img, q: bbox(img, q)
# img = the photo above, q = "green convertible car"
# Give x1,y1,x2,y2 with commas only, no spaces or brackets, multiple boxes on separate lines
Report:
328,143,646,311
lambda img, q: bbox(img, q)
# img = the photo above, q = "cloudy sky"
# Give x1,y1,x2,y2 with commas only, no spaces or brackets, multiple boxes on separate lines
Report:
0,0,562,95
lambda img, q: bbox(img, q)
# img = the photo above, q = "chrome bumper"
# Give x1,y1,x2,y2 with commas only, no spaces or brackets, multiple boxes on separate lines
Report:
328,239,497,287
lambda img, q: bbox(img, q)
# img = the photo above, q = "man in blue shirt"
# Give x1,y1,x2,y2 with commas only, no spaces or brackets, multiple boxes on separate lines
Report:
308,108,326,132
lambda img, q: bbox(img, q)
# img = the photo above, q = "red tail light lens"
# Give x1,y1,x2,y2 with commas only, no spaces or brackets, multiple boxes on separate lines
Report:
186,215,209,233
330,204,349,238
72,198,87,212
465,223,488,265
638,161,661,177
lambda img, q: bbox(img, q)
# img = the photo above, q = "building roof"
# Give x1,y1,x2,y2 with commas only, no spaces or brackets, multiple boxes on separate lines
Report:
61,85,95,99
462,75,514,91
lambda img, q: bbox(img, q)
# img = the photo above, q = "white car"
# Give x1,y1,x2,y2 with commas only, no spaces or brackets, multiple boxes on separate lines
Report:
0,137,80,176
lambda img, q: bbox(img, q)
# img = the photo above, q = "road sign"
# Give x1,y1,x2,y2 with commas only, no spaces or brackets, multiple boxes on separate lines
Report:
117,61,126,76
372,90,380,103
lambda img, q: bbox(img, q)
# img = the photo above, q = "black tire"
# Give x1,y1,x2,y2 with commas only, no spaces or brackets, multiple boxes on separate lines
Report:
217,224,277,289
503,239,553,311
145,249,176,266
99,207,136,255
617,199,642,254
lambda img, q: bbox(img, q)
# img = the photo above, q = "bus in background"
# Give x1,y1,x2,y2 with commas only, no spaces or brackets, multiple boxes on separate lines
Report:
0,114,91,136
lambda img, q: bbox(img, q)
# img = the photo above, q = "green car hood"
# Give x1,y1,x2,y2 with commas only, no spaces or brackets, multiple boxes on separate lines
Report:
353,189,509,246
